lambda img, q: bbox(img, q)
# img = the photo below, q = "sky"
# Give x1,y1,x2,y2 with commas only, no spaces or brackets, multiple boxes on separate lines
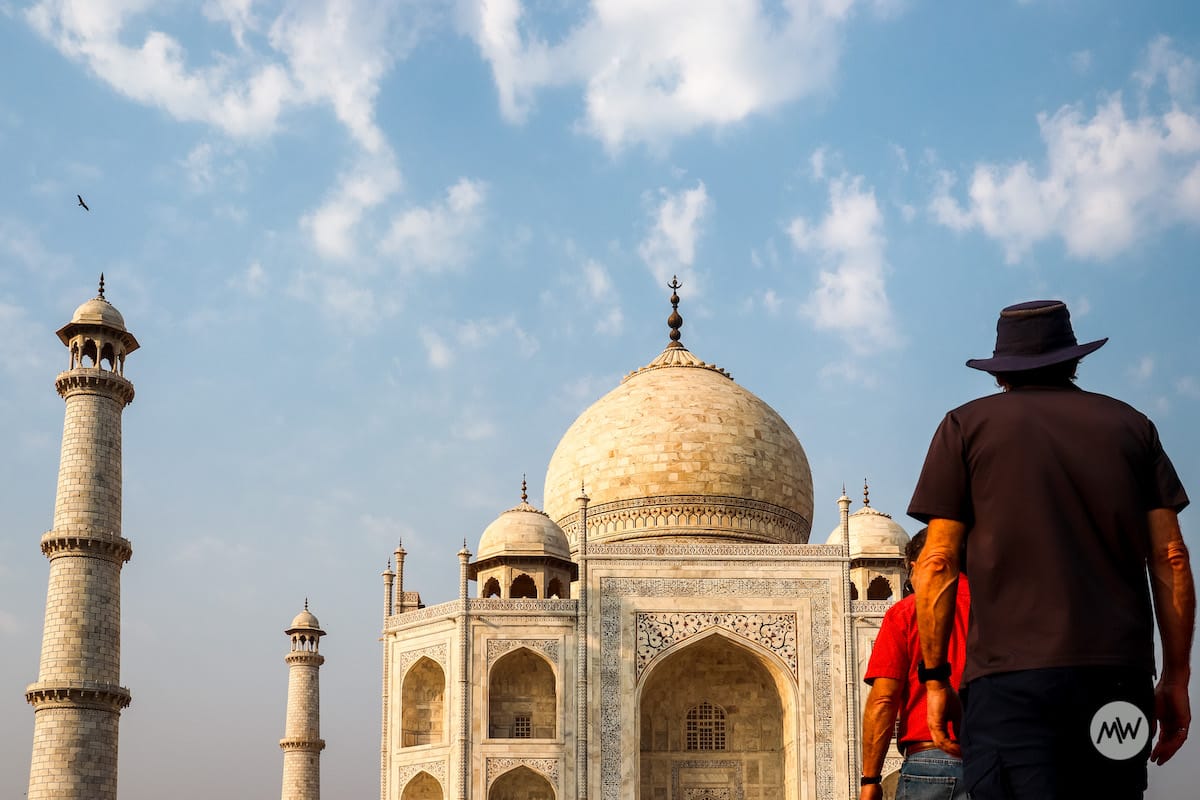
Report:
1,0,1199,797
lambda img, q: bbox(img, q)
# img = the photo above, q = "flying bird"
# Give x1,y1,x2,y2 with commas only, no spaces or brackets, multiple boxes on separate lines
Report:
77,194,89,211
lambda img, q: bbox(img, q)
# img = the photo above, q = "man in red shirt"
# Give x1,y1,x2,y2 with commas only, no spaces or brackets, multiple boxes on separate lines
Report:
860,529,971,800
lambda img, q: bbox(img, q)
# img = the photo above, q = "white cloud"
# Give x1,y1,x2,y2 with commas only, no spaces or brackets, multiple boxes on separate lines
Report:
303,152,402,260
451,413,497,441
181,143,215,191
419,328,453,369
1176,376,1200,400
581,259,623,336
1130,355,1155,383
26,1,433,269
931,38,1200,263
762,288,783,315
464,0,874,151
380,178,487,271
638,181,710,288
790,171,897,353
421,315,538,370
1070,49,1092,75
228,261,267,296
459,315,538,357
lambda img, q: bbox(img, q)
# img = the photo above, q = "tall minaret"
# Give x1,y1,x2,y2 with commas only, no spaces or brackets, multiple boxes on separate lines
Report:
280,602,326,800
26,277,138,800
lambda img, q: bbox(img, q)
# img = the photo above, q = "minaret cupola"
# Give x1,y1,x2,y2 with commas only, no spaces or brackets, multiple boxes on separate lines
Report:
57,274,139,375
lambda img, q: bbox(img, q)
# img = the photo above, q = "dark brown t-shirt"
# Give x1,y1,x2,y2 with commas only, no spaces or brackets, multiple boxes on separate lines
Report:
908,385,1189,684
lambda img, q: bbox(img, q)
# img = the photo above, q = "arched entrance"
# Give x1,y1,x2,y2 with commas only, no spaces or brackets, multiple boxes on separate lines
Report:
638,632,791,800
400,770,442,800
488,765,555,800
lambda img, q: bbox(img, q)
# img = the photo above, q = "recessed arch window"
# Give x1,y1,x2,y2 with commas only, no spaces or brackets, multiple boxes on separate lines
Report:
867,575,893,601
685,701,726,751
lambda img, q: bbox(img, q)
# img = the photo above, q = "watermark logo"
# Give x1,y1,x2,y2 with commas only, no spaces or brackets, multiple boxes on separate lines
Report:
1090,701,1149,760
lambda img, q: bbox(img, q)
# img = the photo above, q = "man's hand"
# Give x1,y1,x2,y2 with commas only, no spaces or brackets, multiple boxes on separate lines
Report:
858,782,883,800
1151,677,1191,765
925,681,963,758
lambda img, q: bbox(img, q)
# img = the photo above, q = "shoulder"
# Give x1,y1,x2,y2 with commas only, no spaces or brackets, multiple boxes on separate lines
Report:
880,594,917,629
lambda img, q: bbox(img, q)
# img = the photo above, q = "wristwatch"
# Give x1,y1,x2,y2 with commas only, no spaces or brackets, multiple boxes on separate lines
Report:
917,660,951,683
860,776,882,786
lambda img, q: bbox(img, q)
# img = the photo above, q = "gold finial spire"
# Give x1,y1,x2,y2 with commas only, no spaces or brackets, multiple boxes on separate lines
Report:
97,273,105,300
863,478,870,507
521,474,528,503
667,275,683,349
304,597,309,611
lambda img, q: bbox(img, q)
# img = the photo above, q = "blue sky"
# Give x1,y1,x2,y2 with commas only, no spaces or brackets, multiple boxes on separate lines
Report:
1,1,1198,797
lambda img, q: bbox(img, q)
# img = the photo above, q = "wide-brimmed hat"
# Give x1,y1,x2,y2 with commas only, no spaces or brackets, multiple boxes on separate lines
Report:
966,300,1107,372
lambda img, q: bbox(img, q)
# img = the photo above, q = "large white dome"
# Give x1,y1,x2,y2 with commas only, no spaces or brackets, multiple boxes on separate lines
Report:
544,339,813,548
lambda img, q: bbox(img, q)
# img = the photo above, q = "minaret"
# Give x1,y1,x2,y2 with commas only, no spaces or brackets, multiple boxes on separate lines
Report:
280,602,326,800
26,276,138,800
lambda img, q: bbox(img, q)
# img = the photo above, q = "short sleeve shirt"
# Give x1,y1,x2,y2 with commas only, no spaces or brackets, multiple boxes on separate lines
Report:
908,385,1188,683
864,578,971,745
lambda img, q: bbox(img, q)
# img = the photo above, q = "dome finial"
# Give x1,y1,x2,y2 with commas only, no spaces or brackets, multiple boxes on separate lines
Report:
97,273,105,300
304,597,309,611
667,275,683,348
521,474,528,503
863,478,870,507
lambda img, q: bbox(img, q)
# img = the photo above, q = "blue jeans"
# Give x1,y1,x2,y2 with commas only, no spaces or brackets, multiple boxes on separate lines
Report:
895,748,967,800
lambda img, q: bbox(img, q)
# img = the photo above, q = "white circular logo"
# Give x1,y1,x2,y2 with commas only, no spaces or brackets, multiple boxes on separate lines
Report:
1090,701,1149,760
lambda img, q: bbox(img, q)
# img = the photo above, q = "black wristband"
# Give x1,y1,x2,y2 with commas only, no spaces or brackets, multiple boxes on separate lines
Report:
917,660,951,683
860,776,882,786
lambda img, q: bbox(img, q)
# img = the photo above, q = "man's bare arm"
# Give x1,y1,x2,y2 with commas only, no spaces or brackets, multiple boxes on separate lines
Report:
859,678,902,800
1147,507,1195,765
913,518,966,669
912,517,966,754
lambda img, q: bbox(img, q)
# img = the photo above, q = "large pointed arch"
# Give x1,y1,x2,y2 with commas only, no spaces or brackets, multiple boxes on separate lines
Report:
488,764,555,800
401,657,445,747
636,628,799,800
400,770,443,800
488,647,558,739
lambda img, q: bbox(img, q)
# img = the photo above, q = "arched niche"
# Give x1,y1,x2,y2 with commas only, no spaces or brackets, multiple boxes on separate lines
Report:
867,575,893,601
489,765,555,800
401,657,445,747
637,631,794,800
510,573,537,599
488,648,556,739
482,577,501,598
401,770,443,800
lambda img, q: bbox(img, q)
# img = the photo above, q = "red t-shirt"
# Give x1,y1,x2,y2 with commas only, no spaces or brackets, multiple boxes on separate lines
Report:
863,577,971,746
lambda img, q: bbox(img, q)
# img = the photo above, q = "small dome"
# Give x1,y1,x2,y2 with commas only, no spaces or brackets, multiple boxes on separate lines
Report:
70,297,127,331
826,504,910,558
477,500,572,562
289,608,321,630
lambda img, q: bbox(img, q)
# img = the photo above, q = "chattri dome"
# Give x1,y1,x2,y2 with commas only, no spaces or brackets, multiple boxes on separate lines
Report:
544,282,813,547
826,491,910,558
69,297,127,331
289,606,321,631
476,498,572,562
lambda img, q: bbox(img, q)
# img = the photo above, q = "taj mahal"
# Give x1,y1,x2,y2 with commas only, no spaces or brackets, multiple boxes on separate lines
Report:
22,278,917,800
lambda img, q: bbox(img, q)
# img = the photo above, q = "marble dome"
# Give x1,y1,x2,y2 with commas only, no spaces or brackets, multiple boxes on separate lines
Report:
825,501,910,558
476,498,572,562
544,335,814,547
288,606,321,631
70,297,127,331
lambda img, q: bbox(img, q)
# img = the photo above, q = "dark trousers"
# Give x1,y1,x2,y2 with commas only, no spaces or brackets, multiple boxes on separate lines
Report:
960,666,1153,800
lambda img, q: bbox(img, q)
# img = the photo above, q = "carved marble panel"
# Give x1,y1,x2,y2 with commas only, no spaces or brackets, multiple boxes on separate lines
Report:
671,759,744,800
396,760,446,790
487,638,560,667
636,612,797,679
397,643,447,675
486,757,560,786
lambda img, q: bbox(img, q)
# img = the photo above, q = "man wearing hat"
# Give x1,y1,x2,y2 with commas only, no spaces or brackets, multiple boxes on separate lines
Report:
907,300,1194,798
